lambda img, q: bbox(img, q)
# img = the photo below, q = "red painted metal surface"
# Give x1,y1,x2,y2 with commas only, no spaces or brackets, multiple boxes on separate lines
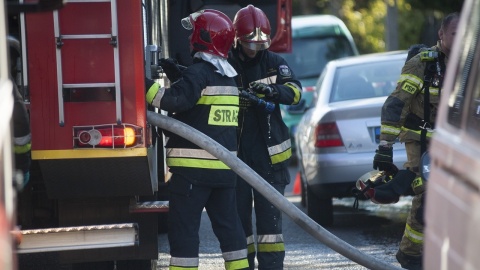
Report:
27,1,146,151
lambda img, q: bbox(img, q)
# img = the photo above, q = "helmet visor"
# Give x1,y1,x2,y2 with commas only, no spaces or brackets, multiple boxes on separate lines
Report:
237,27,271,51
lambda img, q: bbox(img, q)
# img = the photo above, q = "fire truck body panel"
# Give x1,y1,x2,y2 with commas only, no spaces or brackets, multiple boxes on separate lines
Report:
27,1,147,151
8,0,291,267
25,1,156,200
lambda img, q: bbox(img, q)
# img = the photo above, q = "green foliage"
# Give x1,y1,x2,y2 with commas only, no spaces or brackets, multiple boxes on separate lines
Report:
396,1,425,49
341,0,386,53
292,0,464,54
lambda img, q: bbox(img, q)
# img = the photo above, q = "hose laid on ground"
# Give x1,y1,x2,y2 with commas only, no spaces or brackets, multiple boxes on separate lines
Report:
147,111,403,270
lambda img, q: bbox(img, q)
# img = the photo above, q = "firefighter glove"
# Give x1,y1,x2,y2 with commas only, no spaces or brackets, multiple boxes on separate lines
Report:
159,58,183,82
249,82,276,97
373,145,396,173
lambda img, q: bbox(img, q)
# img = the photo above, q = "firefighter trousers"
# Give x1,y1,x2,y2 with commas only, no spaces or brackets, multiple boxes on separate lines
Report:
168,174,249,270
236,168,289,270
399,141,425,260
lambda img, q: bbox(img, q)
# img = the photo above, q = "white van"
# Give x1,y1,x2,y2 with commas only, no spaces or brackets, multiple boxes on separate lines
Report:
423,0,480,268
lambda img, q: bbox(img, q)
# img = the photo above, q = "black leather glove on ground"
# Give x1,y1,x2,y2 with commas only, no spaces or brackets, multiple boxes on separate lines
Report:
373,145,396,173
159,58,183,82
249,82,276,97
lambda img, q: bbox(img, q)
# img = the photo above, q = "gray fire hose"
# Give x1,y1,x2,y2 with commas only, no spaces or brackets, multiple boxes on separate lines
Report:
147,111,403,270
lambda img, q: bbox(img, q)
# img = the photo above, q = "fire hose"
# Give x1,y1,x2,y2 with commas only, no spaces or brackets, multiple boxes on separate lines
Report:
147,111,403,270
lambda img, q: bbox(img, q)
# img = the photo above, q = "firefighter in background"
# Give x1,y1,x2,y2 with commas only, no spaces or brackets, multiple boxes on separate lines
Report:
12,80,31,189
228,5,302,269
9,40,31,190
146,9,249,270
372,12,460,270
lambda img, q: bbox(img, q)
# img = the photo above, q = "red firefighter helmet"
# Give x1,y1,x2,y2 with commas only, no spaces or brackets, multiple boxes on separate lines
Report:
233,4,271,51
181,9,234,58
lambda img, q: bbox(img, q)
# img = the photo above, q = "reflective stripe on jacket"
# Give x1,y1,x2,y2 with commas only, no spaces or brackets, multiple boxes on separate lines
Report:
380,42,446,143
229,48,302,171
147,59,239,187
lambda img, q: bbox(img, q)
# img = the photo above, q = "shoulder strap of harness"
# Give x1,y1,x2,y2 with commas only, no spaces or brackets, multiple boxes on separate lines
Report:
419,50,445,155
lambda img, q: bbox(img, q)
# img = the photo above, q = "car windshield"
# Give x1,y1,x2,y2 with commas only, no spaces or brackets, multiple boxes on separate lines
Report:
329,57,405,102
280,36,355,81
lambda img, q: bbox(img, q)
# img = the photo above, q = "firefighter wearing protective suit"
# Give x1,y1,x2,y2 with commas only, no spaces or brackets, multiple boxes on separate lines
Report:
146,9,249,270
372,12,459,270
228,5,302,270
12,78,31,189
9,38,31,189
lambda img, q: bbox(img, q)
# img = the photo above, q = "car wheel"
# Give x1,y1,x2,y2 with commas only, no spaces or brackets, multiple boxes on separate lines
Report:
306,185,333,226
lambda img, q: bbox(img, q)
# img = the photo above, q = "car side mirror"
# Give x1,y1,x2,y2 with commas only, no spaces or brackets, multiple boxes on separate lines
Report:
287,99,307,114
420,151,430,181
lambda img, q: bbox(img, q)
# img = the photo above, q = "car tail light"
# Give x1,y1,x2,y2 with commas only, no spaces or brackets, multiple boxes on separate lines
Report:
73,124,143,148
314,122,343,148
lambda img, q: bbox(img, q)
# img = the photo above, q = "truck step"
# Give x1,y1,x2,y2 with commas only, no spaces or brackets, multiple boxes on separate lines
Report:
16,223,138,254
130,201,169,213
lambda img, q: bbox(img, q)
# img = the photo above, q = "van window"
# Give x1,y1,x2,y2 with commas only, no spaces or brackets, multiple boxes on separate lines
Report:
467,71,480,136
281,36,356,83
447,11,480,129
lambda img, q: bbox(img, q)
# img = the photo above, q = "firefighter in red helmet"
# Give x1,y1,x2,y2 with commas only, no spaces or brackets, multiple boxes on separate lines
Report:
228,5,302,270
146,9,249,270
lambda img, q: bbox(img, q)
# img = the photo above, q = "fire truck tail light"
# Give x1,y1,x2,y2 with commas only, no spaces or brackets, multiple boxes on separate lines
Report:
73,124,143,148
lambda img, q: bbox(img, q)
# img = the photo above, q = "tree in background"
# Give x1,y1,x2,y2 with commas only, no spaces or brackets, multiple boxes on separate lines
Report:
293,0,463,54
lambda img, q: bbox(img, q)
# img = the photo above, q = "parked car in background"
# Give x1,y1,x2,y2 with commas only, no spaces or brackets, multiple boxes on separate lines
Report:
423,1,480,269
295,51,408,226
278,15,359,154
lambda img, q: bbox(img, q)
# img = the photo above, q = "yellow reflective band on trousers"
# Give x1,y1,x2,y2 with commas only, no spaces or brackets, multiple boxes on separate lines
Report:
404,223,423,244
223,249,249,270
166,148,235,169
247,243,256,255
169,266,197,270
14,143,31,154
246,235,256,255
268,139,292,164
225,258,249,270
257,234,285,252
209,105,239,126
258,242,285,252
169,256,199,270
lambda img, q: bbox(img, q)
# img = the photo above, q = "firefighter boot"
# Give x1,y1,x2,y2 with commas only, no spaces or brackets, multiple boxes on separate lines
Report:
358,170,416,204
396,250,422,270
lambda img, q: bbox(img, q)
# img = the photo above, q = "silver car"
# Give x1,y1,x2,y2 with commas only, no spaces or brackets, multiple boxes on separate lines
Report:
295,51,408,226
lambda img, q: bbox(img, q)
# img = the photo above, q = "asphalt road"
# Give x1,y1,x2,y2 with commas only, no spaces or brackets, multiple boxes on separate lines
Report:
156,165,411,269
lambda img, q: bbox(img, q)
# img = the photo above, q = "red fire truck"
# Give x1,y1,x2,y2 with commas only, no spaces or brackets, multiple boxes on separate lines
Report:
6,0,292,269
